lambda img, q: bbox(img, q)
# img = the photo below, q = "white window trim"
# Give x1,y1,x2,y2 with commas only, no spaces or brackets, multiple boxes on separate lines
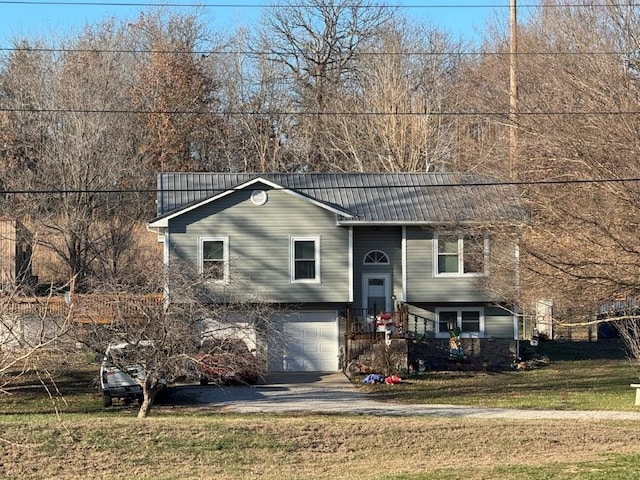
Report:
198,236,230,283
290,236,321,283
435,307,485,338
434,232,489,277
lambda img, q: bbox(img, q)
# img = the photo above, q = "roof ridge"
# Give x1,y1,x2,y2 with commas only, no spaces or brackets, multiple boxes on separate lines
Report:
153,172,524,225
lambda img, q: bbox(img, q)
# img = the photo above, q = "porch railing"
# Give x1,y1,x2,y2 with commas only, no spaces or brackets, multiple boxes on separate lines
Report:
344,304,439,367
346,305,409,338
346,304,435,338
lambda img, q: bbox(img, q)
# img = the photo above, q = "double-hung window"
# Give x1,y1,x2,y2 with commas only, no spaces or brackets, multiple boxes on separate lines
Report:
291,237,320,283
199,236,229,282
436,308,484,338
435,233,487,276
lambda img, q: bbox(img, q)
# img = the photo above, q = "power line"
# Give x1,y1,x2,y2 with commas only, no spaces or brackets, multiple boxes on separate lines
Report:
0,1,524,9
1,2,638,56
1,1,637,9
4,176,640,195
2,106,640,116
1,45,635,57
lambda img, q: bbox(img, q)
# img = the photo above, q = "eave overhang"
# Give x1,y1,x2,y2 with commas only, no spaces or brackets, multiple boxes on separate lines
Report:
148,176,356,228
335,219,527,227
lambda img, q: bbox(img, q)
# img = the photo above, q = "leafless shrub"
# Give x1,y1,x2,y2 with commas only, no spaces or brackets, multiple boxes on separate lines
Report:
75,260,280,418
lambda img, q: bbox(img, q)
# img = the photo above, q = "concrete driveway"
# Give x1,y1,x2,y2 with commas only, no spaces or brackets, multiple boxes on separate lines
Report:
160,372,640,420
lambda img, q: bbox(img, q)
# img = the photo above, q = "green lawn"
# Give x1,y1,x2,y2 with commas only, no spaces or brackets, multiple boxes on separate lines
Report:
360,358,635,410
359,340,640,410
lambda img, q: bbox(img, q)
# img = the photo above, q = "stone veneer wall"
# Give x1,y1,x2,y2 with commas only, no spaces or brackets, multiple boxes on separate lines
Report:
346,337,518,374
408,338,518,372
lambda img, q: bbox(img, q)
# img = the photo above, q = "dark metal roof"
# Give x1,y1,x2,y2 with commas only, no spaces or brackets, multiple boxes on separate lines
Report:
153,172,526,225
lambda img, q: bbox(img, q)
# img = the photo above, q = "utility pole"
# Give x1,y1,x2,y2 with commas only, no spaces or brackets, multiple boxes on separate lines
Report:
509,0,522,345
509,0,518,180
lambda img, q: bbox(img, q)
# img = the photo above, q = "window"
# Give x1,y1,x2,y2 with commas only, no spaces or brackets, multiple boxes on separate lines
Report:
438,310,458,335
435,233,487,276
199,237,229,282
251,190,268,205
363,250,390,265
291,237,320,282
437,234,459,274
436,308,484,338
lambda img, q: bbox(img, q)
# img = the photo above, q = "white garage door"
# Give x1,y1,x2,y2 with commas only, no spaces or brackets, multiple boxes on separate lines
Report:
269,311,339,372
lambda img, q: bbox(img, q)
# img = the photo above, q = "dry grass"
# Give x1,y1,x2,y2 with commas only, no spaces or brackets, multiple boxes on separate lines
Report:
2,414,640,479
3,341,640,479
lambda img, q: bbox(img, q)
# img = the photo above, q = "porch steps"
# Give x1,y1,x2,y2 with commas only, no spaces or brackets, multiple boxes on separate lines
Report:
357,352,373,365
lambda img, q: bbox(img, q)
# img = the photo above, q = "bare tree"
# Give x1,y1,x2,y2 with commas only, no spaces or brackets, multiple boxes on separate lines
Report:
438,1,640,353
129,10,225,173
0,12,226,291
449,19,512,176
256,0,394,171
454,2,640,346
327,17,465,172
76,260,277,418
0,272,74,405
208,28,301,173
0,23,155,291
0,40,56,202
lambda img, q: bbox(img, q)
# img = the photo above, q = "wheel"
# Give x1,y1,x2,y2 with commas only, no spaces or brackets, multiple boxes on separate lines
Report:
347,361,362,375
102,394,112,408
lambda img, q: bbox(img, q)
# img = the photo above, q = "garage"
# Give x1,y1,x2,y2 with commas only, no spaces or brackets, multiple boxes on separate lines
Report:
268,311,339,372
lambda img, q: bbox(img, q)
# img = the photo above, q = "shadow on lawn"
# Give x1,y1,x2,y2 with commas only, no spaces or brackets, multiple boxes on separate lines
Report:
535,339,628,361
0,359,107,415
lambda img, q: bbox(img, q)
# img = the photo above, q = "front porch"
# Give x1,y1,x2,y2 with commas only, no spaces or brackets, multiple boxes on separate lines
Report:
344,306,518,374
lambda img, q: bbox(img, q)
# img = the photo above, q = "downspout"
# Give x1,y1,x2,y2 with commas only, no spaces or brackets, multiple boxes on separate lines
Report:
162,228,170,311
146,224,170,310
401,226,407,303
348,226,353,303
514,232,521,359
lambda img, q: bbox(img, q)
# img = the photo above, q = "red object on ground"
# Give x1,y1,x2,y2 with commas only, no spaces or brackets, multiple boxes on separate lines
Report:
385,375,401,384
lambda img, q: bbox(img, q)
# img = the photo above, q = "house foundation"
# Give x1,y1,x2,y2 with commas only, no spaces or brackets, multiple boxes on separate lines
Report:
408,338,518,372
345,336,518,375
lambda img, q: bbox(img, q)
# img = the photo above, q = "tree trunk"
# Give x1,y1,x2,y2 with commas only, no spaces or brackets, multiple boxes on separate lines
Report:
137,379,157,419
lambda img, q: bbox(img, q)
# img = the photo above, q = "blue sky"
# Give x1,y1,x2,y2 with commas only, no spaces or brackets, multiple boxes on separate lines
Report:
0,1,512,46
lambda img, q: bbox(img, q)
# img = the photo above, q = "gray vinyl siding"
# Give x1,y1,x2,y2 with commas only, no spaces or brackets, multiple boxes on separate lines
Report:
405,227,495,303
484,306,516,338
167,189,349,303
352,227,402,309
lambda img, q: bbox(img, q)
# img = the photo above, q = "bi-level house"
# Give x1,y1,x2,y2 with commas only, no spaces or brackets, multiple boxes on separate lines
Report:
147,173,526,373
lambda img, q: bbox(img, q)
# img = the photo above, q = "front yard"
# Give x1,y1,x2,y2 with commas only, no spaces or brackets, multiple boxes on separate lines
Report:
3,413,640,479
2,340,638,414
352,339,638,411
3,340,640,479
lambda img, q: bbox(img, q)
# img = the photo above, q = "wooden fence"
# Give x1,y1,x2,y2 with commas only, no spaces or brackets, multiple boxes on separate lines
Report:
2,294,164,324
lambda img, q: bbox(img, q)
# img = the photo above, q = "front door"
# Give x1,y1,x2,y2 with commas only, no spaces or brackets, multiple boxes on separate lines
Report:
362,274,391,314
